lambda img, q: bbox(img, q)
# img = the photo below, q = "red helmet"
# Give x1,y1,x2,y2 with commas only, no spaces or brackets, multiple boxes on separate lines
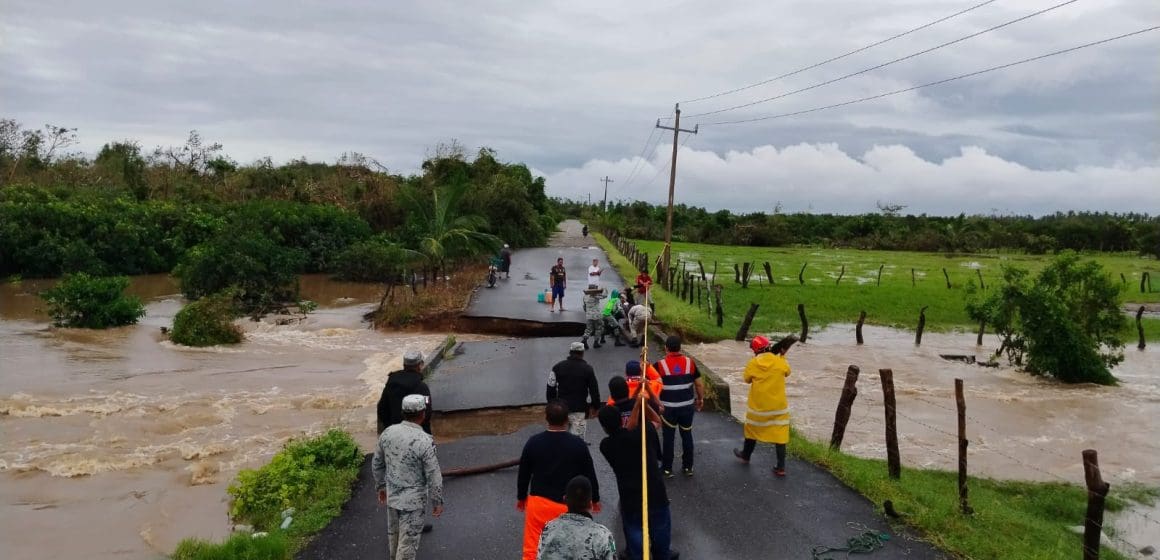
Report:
750,335,770,353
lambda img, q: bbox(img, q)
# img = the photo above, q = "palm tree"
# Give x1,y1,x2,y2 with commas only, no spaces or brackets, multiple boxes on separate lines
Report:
402,171,501,276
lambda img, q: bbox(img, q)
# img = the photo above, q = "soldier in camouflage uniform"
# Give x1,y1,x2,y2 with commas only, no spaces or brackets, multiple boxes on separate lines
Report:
373,394,444,560
537,475,616,560
581,285,607,349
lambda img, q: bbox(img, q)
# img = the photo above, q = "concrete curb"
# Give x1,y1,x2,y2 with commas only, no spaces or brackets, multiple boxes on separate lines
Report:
646,324,732,415
421,334,457,378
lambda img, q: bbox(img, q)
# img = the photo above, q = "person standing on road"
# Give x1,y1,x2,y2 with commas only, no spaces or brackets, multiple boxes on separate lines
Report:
536,475,616,560
626,303,652,348
500,244,513,279
581,285,607,349
598,386,675,560
377,349,432,435
550,257,567,312
547,342,601,437
733,335,796,477
587,258,603,286
518,400,602,560
373,394,444,560
654,336,705,477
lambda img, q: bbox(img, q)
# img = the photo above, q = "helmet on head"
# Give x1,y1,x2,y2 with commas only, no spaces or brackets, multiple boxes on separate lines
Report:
750,335,770,353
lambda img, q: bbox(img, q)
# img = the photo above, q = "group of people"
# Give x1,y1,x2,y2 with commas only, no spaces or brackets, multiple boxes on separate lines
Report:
371,297,796,560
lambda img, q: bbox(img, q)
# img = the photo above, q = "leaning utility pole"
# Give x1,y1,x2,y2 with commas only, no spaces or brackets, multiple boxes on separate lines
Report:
656,103,698,290
600,176,614,212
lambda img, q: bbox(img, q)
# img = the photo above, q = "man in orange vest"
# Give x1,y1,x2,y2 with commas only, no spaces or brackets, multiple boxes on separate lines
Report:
653,336,705,477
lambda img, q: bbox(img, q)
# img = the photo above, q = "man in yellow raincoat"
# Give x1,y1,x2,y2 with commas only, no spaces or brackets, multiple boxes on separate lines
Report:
733,335,795,477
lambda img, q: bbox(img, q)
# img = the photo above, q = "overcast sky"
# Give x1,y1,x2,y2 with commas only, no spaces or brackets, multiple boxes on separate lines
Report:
2,0,1157,215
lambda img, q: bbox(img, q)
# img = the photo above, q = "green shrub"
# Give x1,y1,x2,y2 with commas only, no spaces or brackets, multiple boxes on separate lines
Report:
227,429,361,528
173,230,306,315
171,292,243,347
333,235,412,282
172,531,290,560
39,273,145,328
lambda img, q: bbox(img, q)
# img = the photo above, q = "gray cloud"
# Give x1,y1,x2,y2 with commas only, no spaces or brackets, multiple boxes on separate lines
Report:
1,0,1156,213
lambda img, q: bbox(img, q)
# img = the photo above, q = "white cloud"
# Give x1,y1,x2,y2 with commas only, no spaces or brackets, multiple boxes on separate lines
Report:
541,143,1160,215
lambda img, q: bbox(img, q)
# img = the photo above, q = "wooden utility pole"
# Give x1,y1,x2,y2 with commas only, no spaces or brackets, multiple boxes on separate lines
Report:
600,176,614,212
656,103,698,290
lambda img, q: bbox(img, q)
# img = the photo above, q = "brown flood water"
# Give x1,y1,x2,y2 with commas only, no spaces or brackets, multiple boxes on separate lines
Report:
692,324,1160,556
0,275,466,560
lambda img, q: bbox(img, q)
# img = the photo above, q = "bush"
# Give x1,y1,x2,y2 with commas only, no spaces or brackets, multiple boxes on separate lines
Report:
171,292,243,346
173,230,306,315
39,273,145,328
172,532,290,560
332,236,412,282
967,252,1125,384
227,429,361,529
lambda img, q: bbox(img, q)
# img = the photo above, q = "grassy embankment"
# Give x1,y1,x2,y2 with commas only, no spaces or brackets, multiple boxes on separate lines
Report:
610,237,1160,342
595,233,1158,559
171,430,362,560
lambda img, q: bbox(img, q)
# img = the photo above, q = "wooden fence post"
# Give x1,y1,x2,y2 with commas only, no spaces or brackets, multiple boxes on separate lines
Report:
830,365,860,450
1142,271,1151,293
856,311,866,345
711,261,718,286
836,265,845,286
880,368,901,479
799,263,807,285
698,260,707,282
877,264,885,287
1081,449,1110,560
956,379,972,514
976,269,985,290
741,262,751,288
1120,272,1126,286
915,306,928,346
714,285,724,327
1137,306,1147,350
943,268,952,289
735,303,760,341
689,276,696,305
976,319,986,347
763,262,774,285
911,268,916,287
734,263,742,284
797,303,809,343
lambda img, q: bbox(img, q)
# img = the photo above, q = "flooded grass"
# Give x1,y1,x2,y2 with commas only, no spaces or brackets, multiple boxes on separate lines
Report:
789,431,1145,560
597,236,1160,342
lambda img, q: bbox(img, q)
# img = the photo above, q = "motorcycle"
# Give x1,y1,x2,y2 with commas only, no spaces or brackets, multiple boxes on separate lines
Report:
486,257,501,288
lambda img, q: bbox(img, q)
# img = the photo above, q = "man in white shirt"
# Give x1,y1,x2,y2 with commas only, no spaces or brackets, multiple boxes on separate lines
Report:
587,259,602,286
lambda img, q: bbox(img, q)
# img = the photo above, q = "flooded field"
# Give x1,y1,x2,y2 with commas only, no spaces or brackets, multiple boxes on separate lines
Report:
0,275,456,560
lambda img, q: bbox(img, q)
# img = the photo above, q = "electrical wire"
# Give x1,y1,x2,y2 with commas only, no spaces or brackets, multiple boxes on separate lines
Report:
697,25,1158,127
620,127,663,189
640,133,695,189
686,0,1083,119
680,0,1001,104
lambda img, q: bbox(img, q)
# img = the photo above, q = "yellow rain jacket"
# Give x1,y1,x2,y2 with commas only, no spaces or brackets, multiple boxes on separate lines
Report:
743,352,791,444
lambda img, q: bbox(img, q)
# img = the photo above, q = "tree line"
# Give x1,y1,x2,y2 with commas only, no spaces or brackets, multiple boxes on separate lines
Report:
563,199,1159,257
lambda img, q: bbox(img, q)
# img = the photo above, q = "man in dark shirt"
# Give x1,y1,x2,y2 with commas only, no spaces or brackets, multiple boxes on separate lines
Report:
377,349,432,435
500,244,513,279
517,399,601,560
547,341,601,439
654,336,704,477
549,257,567,312
598,390,675,560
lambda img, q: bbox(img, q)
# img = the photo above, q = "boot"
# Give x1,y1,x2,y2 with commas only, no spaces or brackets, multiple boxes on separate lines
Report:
582,338,589,349
614,338,625,347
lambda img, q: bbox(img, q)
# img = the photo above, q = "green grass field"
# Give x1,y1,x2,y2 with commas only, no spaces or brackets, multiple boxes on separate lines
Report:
601,236,1160,342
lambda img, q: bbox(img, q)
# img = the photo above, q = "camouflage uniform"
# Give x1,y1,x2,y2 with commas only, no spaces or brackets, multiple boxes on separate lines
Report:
372,420,444,560
627,304,652,346
536,512,617,560
581,288,606,347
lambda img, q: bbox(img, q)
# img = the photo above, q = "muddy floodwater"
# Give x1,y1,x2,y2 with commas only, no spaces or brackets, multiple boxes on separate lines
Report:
693,324,1160,556
0,275,462,560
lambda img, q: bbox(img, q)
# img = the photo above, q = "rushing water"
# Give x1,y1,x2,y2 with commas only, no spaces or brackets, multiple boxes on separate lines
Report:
692,324,1160,556
0,275,455,560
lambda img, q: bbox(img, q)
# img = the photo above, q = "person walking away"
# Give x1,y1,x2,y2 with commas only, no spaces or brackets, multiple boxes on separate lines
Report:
500,244,513,279
626,303,652,348
549,257,567,312
587,258,603,286
537,475,616,560
373,395,444,560
599,289,626,346
654,336,705,477
598,386,675,560
377,349,431,435
733,335,795,476
582,224,589,237
581,285,607,349
547,342,601,437
518,400,603,560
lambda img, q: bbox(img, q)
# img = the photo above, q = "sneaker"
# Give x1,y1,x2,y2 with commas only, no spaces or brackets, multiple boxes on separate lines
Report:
683,468,694,477
663,469,673,478
732,448,750,464
773,468,786,477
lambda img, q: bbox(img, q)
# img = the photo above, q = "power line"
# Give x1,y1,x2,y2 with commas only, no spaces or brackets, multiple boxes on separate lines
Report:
620,127,662,189
641,133,695,190
679,0,1001,105
686,0,1083,119
698,25,1159,127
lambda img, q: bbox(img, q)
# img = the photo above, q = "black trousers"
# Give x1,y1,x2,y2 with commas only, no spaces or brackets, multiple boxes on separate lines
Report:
740,438,786,469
